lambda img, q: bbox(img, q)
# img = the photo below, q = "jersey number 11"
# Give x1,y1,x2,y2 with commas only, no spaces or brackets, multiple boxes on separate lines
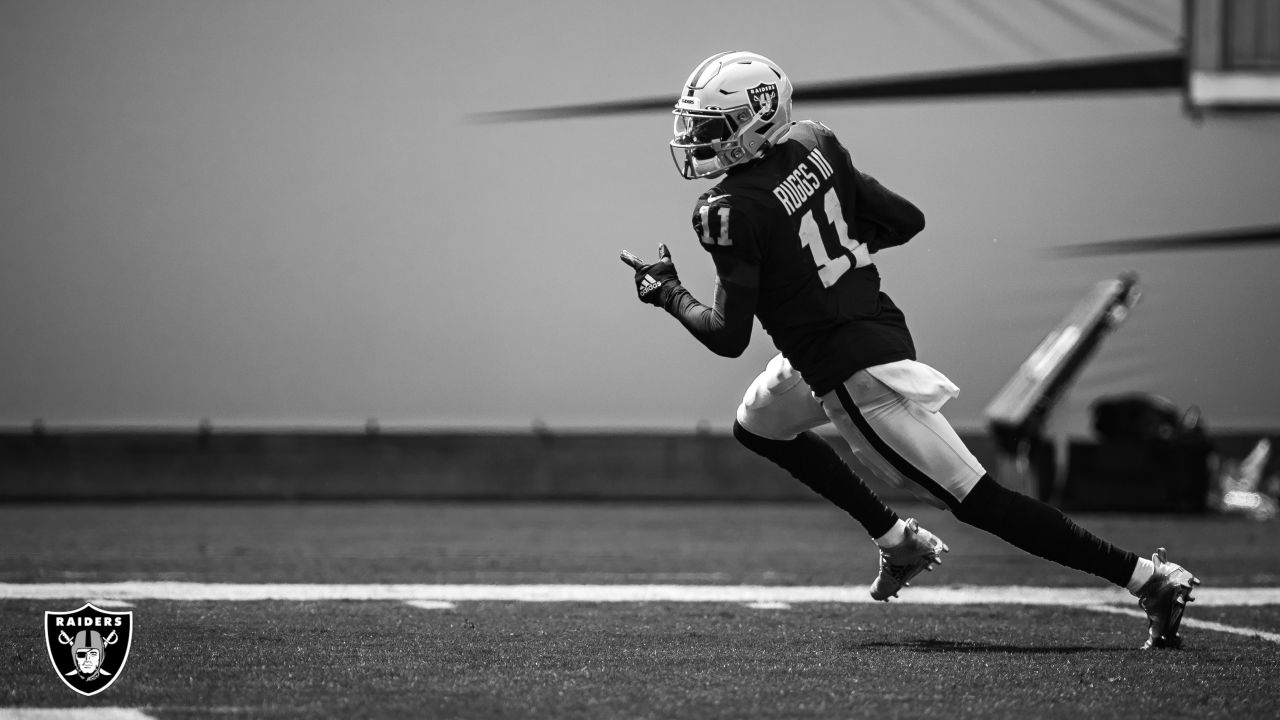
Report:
799,187,870,288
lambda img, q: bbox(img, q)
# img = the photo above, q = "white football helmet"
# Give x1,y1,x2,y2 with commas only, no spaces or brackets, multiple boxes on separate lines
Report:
670,51,794,179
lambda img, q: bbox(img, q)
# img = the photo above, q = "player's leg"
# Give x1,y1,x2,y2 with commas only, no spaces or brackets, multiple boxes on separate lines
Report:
821,368,1144,577
822,367,1199,644
734,354,947,600
734,353,902,539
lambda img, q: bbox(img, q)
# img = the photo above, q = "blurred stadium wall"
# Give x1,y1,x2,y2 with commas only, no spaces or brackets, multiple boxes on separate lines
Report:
2,1,1277,499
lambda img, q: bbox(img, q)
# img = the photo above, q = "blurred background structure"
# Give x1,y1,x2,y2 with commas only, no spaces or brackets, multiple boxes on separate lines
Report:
2,0,1278,506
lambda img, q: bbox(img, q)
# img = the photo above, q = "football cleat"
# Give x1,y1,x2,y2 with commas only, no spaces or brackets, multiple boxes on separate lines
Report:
1136,547,1200,649
870,518,948,601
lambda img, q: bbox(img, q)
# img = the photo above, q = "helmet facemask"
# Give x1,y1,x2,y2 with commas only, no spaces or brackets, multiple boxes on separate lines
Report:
670,108,753,179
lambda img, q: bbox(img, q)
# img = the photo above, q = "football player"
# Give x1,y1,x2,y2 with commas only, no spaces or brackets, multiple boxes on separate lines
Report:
621,51,1199,648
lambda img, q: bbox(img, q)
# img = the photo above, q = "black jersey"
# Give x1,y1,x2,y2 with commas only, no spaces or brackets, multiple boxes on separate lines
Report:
689,120,926,395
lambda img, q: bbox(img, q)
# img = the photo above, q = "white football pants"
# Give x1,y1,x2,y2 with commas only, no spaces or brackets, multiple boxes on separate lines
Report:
735,353,985,509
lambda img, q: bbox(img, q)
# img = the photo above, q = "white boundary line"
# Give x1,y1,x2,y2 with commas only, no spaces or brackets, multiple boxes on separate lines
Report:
404,600,457,610
3,582,1280,606
85,599,135,608
8,582,1279,645
744,601,792,610
1084,604,1280,644
0,710,157,720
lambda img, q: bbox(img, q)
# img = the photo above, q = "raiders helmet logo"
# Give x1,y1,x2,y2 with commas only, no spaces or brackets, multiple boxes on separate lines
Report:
44,603,134,696
747,83,779,121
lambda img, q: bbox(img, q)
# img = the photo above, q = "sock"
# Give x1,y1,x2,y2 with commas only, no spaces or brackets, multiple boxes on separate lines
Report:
733,420,899,540
1126,556,1156,595
874,519,908,548
953,474,1139,587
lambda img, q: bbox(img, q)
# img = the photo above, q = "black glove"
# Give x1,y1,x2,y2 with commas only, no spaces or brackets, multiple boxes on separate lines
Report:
620,244,681,307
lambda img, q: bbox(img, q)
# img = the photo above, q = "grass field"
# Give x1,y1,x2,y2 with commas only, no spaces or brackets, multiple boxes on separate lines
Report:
2,501,1279,719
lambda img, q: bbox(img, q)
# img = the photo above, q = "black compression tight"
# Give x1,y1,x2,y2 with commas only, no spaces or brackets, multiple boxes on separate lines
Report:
733,420,899,539
953,474,1139,587
733,418,1138,585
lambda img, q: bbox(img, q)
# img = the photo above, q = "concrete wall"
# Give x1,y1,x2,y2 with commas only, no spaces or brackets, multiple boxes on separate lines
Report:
2,1,1279,441
0,430,883,501
4,428,1270,507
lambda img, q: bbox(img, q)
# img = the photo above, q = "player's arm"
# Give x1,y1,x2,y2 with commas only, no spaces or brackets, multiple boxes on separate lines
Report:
852,169,926,253
620,244,758,358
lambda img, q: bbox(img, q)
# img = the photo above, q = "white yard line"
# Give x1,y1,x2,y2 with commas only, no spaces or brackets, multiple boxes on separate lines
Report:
5,583,1277,644
1084,604,1280,644
3,582,1279,606
0,710,157,720
744,601,792,610
404,600,457,610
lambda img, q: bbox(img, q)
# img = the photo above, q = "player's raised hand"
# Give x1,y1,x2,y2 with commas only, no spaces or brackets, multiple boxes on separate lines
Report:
620,244,680,307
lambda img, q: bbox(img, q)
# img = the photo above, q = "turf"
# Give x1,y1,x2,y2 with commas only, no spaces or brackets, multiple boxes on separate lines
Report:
4,600,1276,719
2,501,1279,718
2,501,1276,586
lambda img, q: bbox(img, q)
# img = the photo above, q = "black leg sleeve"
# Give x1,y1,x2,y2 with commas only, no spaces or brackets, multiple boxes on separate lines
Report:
733,420,899,539
953,474,1138,587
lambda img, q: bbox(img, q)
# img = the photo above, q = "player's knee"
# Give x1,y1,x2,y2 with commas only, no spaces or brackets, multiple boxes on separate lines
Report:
947,472,982,506
735,421,837,479
733,419,799,458
733,419,772,455
953,474,1013,524
735,402,775,442
735,399,802,442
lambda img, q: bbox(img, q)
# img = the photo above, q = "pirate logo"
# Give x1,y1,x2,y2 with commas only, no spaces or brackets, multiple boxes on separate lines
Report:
747,83,779,121
44,603,133,696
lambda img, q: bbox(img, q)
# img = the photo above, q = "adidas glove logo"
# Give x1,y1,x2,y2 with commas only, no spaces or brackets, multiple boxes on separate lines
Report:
639,274,662,297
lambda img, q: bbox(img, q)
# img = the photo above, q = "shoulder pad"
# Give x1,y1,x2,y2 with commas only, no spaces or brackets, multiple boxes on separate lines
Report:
778,120,831,151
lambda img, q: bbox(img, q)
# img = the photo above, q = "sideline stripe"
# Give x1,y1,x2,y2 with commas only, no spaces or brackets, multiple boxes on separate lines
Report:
3,583,1280,607
833,384,957,509
1085,604,1280,644
0,710,157,720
